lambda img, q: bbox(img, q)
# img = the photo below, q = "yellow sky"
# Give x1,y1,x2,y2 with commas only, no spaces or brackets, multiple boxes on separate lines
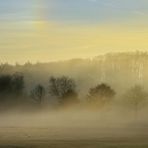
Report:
0,20,148,64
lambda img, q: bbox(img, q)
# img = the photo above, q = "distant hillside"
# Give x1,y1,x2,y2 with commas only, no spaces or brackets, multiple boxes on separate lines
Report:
1,51,148,96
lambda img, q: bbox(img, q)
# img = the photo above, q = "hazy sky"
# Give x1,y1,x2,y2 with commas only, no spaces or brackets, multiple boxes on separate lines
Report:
0,0,148,64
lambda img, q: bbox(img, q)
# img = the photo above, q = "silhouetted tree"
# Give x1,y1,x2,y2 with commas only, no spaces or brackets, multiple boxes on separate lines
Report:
11,73,24,96
0,73,24,102
49,76,78,105
31,84,45,104
88,83,115,105
0,75,12,95
123,85,148,118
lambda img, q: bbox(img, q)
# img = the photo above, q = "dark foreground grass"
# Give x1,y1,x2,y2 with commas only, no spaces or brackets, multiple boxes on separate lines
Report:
0,140,148,148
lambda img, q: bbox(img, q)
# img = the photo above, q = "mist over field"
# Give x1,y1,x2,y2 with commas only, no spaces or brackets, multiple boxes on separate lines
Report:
0,52,148,147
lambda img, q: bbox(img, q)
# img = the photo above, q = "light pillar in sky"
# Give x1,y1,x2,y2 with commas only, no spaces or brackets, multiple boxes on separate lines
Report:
34,0,47,30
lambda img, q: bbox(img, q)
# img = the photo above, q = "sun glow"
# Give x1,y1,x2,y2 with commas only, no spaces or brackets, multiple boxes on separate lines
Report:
0,0,148,64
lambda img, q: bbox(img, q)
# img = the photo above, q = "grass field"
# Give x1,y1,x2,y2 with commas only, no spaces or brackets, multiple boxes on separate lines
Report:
0,126,148,148
0,110,147,148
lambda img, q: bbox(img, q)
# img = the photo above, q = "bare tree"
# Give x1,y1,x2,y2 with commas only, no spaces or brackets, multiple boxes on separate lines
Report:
123,85,148,118
49,76,78,105
31,84,45,104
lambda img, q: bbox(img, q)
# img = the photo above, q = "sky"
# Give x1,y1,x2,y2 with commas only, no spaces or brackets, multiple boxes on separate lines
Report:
0,0,148,64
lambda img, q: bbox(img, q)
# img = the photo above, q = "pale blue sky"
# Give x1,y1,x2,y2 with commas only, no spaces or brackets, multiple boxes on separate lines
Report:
0,0,148,64
0,0,148,23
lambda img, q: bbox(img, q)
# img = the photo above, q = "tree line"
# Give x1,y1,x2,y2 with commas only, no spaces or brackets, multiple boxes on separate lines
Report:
0,73,147,114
